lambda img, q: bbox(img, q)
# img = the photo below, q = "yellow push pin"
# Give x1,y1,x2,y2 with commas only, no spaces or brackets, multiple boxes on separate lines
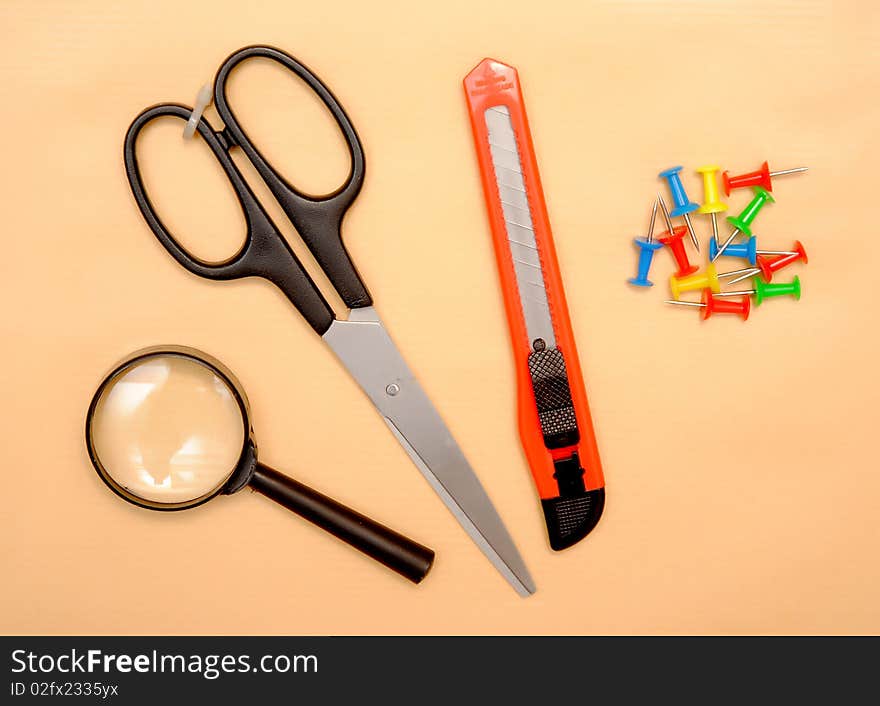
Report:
669,263,720,300
696,166,727,244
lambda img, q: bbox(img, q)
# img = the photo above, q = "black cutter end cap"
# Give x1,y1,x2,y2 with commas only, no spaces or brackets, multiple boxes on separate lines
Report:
541,488,605,551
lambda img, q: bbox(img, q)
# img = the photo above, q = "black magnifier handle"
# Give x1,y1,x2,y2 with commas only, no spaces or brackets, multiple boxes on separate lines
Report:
249,463,434,584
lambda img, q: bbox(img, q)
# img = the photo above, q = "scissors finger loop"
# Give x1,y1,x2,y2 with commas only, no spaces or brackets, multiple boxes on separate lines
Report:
123,103,335,334
214,44,365,207
123,104,256,280
213,45,372,310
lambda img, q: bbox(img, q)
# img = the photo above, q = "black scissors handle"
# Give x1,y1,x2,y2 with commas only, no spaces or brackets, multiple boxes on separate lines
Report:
214,45,370,311
122,46,371,336
124,103,335,334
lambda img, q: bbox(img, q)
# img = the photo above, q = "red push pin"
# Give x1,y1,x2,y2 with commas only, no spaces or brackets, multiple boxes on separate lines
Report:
722,161,808,196
659,226,699,278
664,289,750,321
726,240,808,285
657,194,698,277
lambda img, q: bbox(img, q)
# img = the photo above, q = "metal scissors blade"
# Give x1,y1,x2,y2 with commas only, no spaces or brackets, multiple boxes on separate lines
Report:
323,307,536,596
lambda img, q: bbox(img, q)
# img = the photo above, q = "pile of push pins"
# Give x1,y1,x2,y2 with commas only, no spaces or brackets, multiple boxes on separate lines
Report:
628,161,809,321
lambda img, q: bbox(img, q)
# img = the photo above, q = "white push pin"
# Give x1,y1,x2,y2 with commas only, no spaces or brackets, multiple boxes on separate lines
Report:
183,84,213,140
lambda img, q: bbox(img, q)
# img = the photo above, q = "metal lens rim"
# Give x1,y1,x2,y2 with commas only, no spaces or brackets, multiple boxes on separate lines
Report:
85,346,251,512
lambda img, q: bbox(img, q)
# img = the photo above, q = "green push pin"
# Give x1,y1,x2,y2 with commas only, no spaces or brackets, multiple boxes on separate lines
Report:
715,275,801,305
711,187,775,262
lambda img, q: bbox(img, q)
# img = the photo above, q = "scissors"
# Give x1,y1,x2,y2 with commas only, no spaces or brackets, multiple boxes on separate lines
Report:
122,45,534,596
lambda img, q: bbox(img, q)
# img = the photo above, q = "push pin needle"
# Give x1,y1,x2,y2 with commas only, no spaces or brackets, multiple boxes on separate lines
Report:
771,167,810,176
657,192,675,233
647,199,658,243
719,266,760,282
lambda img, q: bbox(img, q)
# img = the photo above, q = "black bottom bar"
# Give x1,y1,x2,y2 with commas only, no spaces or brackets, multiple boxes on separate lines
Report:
3,636,875,703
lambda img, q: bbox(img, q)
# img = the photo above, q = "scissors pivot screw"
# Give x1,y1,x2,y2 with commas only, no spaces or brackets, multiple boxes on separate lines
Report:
385,383,401,397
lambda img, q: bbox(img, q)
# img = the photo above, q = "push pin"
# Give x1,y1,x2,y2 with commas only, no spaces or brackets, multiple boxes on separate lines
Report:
183,84,213,140
659,226,698,278
659,166,700,251
669,263,720,301
709,236,799,266
696,165,727,243
725,240,808,285
711,186,775,262
710,235,757,265
657,195,698,277
665,289,750,321
628,200,664,287
722,161,808,196
715,276,801,305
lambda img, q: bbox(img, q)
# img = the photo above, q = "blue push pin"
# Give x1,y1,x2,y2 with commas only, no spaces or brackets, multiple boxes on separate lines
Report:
709,235,758,265
628,200,663,287
711,238,800,284
659,166,701,252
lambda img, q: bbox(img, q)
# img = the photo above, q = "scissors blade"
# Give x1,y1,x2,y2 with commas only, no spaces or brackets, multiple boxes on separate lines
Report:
323,307,535,596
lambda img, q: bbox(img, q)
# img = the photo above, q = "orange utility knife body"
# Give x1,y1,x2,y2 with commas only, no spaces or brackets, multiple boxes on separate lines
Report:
464,59,604,550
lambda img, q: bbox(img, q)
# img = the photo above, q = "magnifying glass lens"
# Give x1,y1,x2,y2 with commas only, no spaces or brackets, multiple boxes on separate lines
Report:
89,354,246,507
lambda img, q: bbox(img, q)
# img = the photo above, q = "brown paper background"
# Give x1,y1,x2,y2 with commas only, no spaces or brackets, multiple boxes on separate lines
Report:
1,0,876,635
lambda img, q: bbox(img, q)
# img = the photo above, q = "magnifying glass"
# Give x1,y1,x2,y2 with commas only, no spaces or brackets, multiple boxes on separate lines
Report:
85,346,434,584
